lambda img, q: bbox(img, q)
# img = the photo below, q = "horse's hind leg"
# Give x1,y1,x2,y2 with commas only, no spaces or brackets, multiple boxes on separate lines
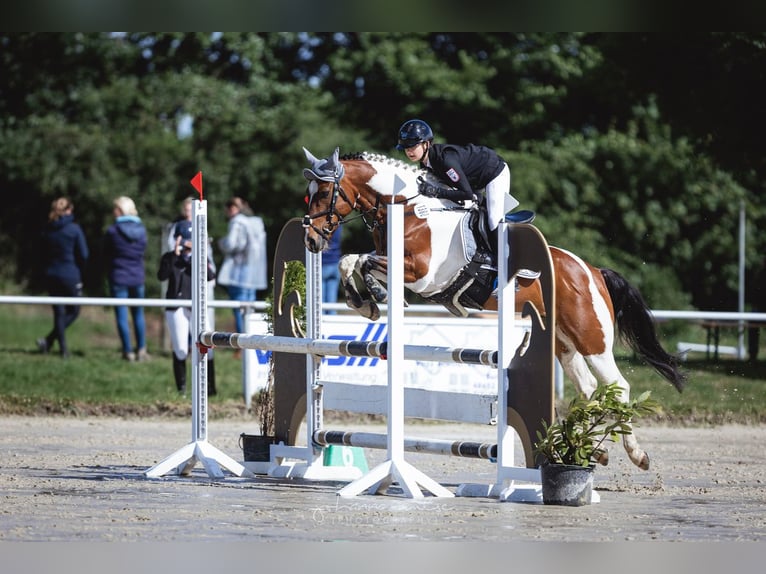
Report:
557,343,611,466
585,353,650,471
558,334,649,469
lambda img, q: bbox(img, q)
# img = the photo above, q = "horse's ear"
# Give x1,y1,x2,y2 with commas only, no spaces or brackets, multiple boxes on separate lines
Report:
303,147,320,165
331,147,343,178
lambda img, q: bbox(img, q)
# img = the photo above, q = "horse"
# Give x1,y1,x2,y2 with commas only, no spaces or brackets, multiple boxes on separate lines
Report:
301,146,685,471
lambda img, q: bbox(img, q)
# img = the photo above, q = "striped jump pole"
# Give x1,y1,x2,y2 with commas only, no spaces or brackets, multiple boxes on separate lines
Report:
199,331,498,367
313,429,498,460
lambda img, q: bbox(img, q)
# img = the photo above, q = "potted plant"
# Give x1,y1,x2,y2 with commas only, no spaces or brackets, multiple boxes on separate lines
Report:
533,382,660,506
239,362,277,472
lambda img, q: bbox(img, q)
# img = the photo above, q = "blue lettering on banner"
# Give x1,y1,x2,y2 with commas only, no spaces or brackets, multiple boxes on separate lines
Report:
249,323,387,367
327,322,385,367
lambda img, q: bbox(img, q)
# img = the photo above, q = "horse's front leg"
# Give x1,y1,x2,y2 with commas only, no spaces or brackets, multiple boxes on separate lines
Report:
339,254,381,321
361,254,389,305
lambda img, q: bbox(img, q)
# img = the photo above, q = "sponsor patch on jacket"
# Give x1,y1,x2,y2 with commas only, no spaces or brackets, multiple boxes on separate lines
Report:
446,168,460,182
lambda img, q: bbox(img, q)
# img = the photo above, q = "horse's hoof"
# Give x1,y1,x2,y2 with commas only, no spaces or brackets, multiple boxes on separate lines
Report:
595,451,609,466
356,301,380,322
638,453,650,471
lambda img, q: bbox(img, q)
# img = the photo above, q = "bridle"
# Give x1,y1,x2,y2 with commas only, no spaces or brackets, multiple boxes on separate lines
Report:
302,168,385,240
302,159,420,242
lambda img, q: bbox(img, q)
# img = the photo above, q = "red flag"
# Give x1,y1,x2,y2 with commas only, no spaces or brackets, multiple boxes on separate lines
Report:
190,171,203,200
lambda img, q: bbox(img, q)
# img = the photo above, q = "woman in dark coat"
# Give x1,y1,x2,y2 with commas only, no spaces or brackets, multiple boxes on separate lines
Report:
37,197,89,358
104,196,149,361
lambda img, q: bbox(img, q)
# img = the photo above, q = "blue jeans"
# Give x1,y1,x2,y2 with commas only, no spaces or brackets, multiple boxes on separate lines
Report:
322,263,341,308
226,285,256,333
110,284,146,353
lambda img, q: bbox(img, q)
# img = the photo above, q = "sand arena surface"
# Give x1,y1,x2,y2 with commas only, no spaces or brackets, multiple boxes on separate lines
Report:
0,416,764,542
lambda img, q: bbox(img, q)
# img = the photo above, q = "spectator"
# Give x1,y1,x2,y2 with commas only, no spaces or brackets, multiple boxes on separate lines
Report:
322,225,343,307
217,196,268,341
104,196,150,362
36,197,89,359
158,233,217,395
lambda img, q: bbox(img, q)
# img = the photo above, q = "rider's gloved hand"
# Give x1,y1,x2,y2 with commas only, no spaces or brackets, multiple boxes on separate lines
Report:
417,176,441,198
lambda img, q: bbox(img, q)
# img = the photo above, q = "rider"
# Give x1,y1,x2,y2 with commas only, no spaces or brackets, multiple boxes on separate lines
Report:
395,118,519,265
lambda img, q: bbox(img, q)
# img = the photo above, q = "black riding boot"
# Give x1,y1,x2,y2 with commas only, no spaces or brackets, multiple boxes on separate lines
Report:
207,359,217,397
172,355,187,393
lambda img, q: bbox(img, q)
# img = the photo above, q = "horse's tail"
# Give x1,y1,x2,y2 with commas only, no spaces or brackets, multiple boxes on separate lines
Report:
600,268,686,392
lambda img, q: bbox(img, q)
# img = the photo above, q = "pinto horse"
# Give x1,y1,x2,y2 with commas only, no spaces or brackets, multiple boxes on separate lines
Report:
301,147,685,471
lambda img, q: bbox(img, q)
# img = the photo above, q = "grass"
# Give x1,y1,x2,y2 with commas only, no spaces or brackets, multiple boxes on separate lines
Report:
1,303,765,424
0,303,247,418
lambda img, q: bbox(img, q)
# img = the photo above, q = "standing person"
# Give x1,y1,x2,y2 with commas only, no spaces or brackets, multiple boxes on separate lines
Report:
396,118,519,264
104,196,150,362
157,234,217,395
217,196,268,340
322,225,342,308
36,197,89,359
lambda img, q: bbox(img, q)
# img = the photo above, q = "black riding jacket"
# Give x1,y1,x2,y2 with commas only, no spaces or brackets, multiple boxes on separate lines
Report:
421,143,506,201
157,250,215,311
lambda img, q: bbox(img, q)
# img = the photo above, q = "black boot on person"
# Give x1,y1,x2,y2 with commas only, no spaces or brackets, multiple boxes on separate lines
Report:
172,355,187,394
207,359,217,397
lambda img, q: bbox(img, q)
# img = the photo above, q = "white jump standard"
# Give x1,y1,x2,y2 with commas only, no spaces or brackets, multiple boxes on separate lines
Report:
145,199,252,480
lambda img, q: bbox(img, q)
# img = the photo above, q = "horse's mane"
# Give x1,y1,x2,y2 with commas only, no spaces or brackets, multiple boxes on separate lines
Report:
341,151,427,178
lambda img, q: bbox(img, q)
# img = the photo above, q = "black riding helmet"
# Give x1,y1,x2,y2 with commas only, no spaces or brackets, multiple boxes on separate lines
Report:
396,119,434,150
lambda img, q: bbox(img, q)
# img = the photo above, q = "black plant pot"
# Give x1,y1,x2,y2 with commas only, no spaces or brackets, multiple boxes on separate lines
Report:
540,462,595,506
239,433,276,462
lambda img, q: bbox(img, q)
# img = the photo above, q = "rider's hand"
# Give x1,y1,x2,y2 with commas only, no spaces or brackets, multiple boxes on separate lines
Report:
417,176,441,198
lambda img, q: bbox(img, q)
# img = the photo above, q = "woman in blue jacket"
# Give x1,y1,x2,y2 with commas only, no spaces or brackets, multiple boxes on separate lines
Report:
37,197,89,359
104,196,149,362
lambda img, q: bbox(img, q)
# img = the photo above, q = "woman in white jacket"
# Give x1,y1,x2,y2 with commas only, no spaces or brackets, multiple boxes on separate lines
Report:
217,196,268,337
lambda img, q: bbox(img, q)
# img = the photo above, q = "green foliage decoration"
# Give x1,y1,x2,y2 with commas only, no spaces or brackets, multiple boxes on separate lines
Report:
534,382,660,467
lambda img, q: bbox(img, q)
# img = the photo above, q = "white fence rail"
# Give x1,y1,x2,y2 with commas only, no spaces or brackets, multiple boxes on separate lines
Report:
2,295,766,366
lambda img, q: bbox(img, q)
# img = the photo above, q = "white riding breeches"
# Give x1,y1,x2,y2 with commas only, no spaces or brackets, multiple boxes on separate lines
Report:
166,307,192,361
485,163,518,230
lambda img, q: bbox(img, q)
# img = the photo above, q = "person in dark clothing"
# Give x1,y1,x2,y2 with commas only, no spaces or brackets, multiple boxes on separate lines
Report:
396,118,519,263
322,225,342,306
157,237,217,396
37,197,89,358
104,196,150,361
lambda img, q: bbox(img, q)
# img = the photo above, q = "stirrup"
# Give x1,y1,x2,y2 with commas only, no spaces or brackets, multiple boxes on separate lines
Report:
517,268,540,280
504,210,535,224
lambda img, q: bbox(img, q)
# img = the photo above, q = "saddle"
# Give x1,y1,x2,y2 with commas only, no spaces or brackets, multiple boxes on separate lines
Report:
426,206,539,317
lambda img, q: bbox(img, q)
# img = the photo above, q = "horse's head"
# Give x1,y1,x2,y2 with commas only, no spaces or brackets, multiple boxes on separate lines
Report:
302,146,355,253
302,147,427,253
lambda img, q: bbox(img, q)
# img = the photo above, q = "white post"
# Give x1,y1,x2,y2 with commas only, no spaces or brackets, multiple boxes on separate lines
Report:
338,200,453,498
738,199,746,360
190,199,209,444
145,198,252,479
456,221,543,500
